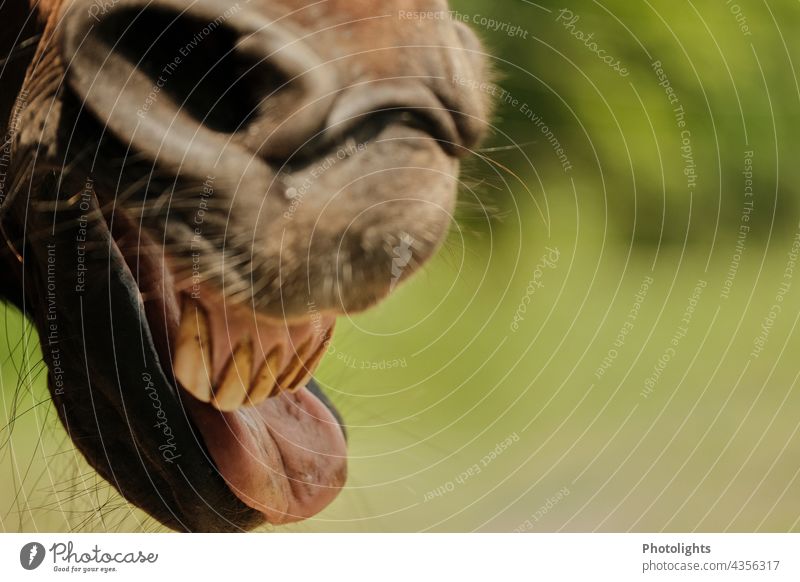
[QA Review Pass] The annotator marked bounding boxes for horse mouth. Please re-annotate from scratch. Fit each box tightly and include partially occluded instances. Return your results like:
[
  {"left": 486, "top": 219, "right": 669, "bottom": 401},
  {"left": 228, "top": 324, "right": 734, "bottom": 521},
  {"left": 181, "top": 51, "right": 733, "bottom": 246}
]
[
  {"left": 20, "top": 185, "right": 348, "bottom": 531},
  {"left": 173, "top": 297, "right": 334, "bottom": 413},
  {"left": 110, "top": 209, "right": 348, "bottom": 528},
  {"left": 170, "top": 296, "right": 346, "bottom": 526}
]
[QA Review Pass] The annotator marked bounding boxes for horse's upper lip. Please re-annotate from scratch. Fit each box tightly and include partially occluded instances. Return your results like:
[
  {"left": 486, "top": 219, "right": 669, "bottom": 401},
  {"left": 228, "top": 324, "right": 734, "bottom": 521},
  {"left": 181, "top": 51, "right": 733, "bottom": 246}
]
[{"left": 323, "top": 82, "right": 463, "bottom": 157}]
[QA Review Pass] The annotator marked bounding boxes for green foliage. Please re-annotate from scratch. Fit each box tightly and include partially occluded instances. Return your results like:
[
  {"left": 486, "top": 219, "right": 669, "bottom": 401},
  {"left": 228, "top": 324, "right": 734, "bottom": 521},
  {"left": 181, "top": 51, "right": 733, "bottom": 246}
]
[{"left": 452, "top": 0, "right": 800, "bottom": 244}]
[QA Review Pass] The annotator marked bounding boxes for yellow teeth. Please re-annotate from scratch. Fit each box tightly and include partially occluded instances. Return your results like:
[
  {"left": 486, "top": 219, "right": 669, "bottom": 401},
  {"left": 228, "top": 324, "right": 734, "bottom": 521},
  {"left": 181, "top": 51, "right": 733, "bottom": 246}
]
[
  {"left": 173, "top": 302, "right": 213, "bottom": 403},
  {"left": 276, "top": 337, "right": 314, "bottom": 394},
  {"left": 214, "top": 336, "right": 254, "bottom": 412},
  {"left": 287, "top": 333, "right": 330, "bottom": 393},
  {"left": 246, "top": 347, "right": 283, "bottom": 407},
  {"left": 174, "top": 304, "right": 332, "bottom": 410}
]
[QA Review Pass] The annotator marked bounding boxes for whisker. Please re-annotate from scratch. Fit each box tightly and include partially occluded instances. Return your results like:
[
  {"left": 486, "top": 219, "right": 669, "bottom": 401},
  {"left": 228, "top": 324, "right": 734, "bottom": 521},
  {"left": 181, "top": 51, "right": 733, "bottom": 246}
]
[{"left": 0, "top": 33, "right": 42, "bottom": 67}]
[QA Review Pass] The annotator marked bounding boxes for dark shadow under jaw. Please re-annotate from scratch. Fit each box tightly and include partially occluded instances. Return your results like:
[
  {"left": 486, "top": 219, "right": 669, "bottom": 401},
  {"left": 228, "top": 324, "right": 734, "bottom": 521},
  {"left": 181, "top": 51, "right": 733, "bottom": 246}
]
[{"left": 23, "top": 185, "right": 261, "bottom": 531}]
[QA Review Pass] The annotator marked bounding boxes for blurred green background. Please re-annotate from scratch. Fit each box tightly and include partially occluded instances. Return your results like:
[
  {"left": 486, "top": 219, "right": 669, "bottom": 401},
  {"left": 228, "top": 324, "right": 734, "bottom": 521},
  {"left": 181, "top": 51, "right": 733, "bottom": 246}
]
[{"left": 3, "top": 0, "right": 800, "bottom": 531}]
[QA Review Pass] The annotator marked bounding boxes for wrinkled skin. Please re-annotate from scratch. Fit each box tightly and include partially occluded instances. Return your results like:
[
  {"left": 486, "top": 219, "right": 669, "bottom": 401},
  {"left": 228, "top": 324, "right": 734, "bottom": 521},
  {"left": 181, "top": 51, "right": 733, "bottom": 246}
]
[{"left": 0, "top": 0, "right": 490, "bottom": 531}]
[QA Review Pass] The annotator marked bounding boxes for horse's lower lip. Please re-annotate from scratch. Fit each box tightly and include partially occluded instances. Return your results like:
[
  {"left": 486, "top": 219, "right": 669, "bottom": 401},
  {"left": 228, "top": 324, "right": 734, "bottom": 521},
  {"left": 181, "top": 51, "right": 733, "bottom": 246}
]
[{"left": 114, "top": 211, "right": 348, "bottom": 526}]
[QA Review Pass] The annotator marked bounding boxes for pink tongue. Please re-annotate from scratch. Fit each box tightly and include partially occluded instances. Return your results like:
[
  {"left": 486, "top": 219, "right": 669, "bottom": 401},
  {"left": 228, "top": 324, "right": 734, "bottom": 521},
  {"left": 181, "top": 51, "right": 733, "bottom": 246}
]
[{"left": 186, "top": 387, "right": 347, "bottom": 525}]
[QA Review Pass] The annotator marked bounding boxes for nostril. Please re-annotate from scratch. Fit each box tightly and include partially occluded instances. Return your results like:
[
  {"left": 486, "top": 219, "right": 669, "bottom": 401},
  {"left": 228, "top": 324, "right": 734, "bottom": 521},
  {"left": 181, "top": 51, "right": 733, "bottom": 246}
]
[
  {"left": 61, "top": 0, "right": 338, "bottom": 169},
  {"left": 91, "top": 7, "right": 286, "bottom": 134}
]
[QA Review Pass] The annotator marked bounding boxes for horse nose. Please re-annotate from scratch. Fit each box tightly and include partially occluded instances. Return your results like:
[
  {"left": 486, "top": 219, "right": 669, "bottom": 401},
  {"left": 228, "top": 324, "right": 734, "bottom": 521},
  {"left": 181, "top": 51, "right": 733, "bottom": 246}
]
[{"left": 58, "top": 0, "right": 337, "bottom": 177}]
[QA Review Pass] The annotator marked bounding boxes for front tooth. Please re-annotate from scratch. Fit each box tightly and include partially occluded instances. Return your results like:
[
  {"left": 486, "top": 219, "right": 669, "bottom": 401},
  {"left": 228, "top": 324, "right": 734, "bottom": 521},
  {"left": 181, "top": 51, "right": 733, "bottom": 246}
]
[
  {"left": 246, "top": 347, "right": 283, "bottom": 406},
  {"left": 174, "top": 302, "right": 213, "bottom": 402},
  {"left": 214, "top": 336, "right": 253, "bottom": 411},
  {"left": 277, "top": 337, "right": 314, "bottom": 393}
]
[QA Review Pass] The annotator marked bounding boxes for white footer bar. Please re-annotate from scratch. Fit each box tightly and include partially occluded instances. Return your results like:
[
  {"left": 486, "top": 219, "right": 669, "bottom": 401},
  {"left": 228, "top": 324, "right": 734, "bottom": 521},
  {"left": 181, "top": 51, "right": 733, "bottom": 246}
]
[{"left": 1, "top": 534, "right": 797, "bottom": 581}]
